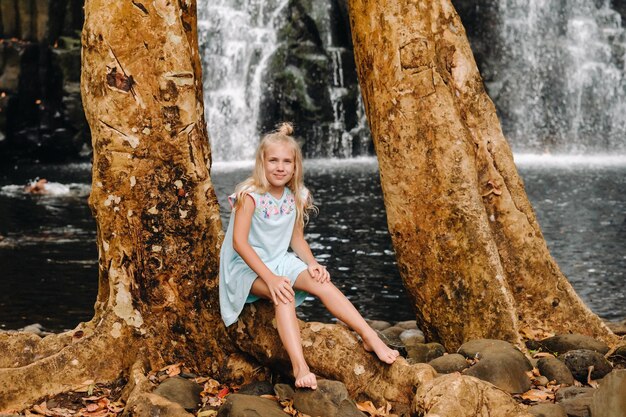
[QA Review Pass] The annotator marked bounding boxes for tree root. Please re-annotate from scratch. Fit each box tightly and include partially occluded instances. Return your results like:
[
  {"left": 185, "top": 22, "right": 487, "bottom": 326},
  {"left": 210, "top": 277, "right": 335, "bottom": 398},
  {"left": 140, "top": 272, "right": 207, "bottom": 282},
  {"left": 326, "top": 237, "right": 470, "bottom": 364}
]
[
  {"left": 229, "top": 302, "right": 437, "bottom": 412},
  {"left": 414, "top": 373, "right": 532, "bottom": 416},
  {"left": 0, "top": 314, "right": 139, "bottom": 412}
]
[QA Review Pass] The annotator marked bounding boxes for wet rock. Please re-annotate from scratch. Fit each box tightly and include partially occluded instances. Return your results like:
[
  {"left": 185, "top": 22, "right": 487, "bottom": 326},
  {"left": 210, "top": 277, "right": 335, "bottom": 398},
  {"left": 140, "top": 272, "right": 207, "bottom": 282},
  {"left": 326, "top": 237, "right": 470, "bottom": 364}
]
[
  {"left": 555, "top": 386, "right": 594, "bottom": 402},
  {"left": 559, "top": 349, "right": 612, "bottom": 383},
  {"left": 366, "top": 320, "right": 391, "bottom": 331},
  {"left": 537, "top": 334, "right": 609, "bottom": 355},
  {"left": 124, "top": 393, "right": 194, "bottom": 417},
  {"left": 537, "top": 356, "right": 575, "bottom": 386},
  {"left": 528, "top": 403, "right": 567, "bottom": 417},
  {"left": 237, "top": 381, "right": 274, "bottom": 396},
  {"left": 406, "top": 343, "right": 445, "bottom": 363},
  {"left": 463, "top": 350, "right": 532, "bottom": 394},
  {"left": 458, "top": 339, "right": 519, "bottom": 359},
  {"left": 608, "top": 344, "right": 626, "bottom": 368},
  {"left": 153, "top": 376, "right": 202, "bottom": 411},
  {"left": 292, "top": 379, "right": 366, "bottom": 417},
  {"left": 273, "top": 383, "right": 294, "bottom": 401},
  {"left": 559, "top": 394, "right": 592, "bottom": 417},
  {"left": 399, "top": 329, "right": 425, "bottom": 346},
  {"left": 217, "top": 393, "right": 286, "bottom": 417},
  {"left": 427, "top": 353, "right": 469, "bottom": 374},
  {"left": 590, "top": 370, "right": 626, "bottom": 417},
  {"left": 395, "top": 320, "right": 418, "bottom": 330},
  {"left": 380, "top": 325, "right": 405, "bottom": 342}
]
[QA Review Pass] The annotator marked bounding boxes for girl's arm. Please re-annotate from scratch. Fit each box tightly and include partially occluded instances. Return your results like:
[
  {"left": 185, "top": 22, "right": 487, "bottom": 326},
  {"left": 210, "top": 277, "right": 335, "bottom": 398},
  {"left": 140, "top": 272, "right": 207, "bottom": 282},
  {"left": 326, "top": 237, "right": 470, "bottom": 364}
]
[
  {"left": 233, "top": 194, "right": 295, "bottom": 305},
  {"left": 290, "top": 223, "right": 330, "bottom": 283}
]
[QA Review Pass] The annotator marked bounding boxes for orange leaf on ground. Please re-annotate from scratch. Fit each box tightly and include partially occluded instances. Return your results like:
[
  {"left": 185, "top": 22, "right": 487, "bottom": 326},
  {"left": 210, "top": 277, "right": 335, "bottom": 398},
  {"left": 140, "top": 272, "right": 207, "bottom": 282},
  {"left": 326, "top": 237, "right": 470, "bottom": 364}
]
[
  {"left": 217, "top": 387, "right": 230, "bottom": 398},
  {"left": 85, "top": 403, "right": 100, "bottom": 413},
  {"left": 521, "top": 389, "right": 552, "bottom": 402},
  {"left": 32, "top": 402, "right": 54, "bottom": 416}
]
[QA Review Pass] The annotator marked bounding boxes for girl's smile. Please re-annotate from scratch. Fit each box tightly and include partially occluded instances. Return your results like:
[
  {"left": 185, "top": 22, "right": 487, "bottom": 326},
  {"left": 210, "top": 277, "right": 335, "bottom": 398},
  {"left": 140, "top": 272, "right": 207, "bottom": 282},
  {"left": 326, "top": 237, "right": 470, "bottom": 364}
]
[{"left": 264, "top": 143, "right": 295, "bottom": 196}]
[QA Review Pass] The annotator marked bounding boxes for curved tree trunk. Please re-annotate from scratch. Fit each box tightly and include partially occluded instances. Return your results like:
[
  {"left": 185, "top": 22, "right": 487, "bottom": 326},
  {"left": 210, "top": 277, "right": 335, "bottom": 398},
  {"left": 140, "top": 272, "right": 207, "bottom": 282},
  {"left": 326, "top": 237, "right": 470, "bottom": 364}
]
[
  {"left": 0, "top": 1, "right": 236, "bottom": 410},
  {"left": 347, "top": 0, "right": 617, "bottom": 350}
]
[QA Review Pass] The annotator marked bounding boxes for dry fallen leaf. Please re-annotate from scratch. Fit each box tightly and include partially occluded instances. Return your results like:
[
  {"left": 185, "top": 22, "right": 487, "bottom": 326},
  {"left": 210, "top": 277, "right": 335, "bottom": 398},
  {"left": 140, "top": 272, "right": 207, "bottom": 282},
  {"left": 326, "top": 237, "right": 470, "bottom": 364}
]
[
  {"left": 521, "top": 389, "right": 552, "bottom": 402},
  {"left": 32, "top": 402, "right": 54, "bottom": 417}
]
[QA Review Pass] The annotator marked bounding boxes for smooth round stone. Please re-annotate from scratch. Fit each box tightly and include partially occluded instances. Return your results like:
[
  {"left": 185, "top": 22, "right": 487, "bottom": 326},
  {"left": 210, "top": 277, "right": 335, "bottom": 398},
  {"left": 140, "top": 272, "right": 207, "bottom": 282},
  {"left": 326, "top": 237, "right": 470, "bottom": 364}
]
[
  {"left": 457, "top": 339, "right": 516, "bottom": 359},
  {"left": 274, "top": 383, "right": 294, "bottom": 401},
  {"left": 219, "top": 393, "right": 286, "bottom": 417},
  {"left": 528, "top": 403, "right": 567, "bottom": 417},
  {"left": 293, "top": 379, "right": 366, "bottom": 417},
  {"left": 538, "top": 334, "right": 610, "bottom": 355},
  {"left": 407, "top": 343, "right": 446, "bottom": 363},
  {"left": 153, "top": 376, "right": 203, "bottom": 411},
  {"left": 395, "top": 320, "right": 418, "bottom": 330},
  {"left": 399, "top": 329, "right": 425, "bottom": 346},
  {"left": 463, "top": 350, "right": 532, "bottom": 394},
  {"left": 555, "top": 386, "right": 594, "bottom": 402},
  {"left": 559, "top": 394, "right": 594, "bottom": 417},
  {"left": 590, "top": 370, "right": 626, "bottom": 417},
  {"left": 534, "top": 375, "right": 550, "bottom": 386},
  {"left": 560, "top": 349, "right": 613, "bottom": 383},
  {"left": 428, "top": 353, "right": 469, "bottom": 374},
  {"left": 367, "top": 320, "right": 392, "bottom": 331},
  {"left": 537, "top": 356, "right": 575, "bottom": 386},
  {"left": 380, "top": 326, "right": 405, "bottom": 346},
  {"left": 238, "top": 380, "right": 274, "bottom": 396}
]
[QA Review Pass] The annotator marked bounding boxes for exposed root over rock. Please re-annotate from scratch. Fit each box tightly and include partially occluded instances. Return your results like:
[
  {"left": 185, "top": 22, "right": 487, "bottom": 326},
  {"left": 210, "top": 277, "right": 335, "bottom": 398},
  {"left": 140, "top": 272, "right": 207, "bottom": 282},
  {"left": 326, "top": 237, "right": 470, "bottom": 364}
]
[
  {"left": 228, "top": 302, "right": 437, "bottom": 412},
  {"left": 0, "top": 314, "right": 139, "bottom": 412}
]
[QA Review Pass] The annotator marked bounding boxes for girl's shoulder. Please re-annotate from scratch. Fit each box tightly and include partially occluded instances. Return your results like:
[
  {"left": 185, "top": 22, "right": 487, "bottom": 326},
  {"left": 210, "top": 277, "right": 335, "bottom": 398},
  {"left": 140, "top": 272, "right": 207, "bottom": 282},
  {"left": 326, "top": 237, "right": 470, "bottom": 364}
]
[{"left": 227, "top": 185, "right": 262, "bottom": 208}]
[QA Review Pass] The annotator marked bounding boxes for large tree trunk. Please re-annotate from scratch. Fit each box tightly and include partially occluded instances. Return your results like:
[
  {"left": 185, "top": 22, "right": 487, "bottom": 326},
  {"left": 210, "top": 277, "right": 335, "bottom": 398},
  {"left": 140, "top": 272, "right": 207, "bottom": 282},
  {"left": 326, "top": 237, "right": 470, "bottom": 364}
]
[
  {"left": 347, "top": 0, "right": 618, "bottom": 350},
  {"left": 0, "top": 1, "right": 236, "bottom": 410}
]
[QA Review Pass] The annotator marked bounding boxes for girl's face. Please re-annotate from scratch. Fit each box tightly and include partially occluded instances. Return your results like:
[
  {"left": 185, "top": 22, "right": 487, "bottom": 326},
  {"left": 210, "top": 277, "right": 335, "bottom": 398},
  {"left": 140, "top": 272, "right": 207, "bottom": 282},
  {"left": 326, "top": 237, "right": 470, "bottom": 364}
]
[{"left": 263, "top": 142, "right": 295, "bottom": 191}]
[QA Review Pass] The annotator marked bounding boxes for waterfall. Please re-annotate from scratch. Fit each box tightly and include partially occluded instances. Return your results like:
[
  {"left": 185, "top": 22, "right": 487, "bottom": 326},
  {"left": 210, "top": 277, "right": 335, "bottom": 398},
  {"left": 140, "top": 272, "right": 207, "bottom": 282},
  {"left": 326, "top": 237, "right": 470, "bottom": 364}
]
[
  {"left": 197, "top": 0, "right": 288, "bottom": 161},
  {"left": 491, "top": 0, "right": 626, "bottom": 153},
  {"left": 197, "top": 0, "right": 370, "bottom": 161}
]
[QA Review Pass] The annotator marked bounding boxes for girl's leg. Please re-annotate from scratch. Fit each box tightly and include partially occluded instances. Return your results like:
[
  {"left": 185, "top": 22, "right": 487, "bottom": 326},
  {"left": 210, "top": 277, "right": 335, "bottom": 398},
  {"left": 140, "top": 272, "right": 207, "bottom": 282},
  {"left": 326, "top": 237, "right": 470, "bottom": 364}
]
[
  {"left": 293, "top": 270, "right": 399, "bottom": 364},
  {"left": 250, "top": 278, "right": 317, "bottom": 389}
]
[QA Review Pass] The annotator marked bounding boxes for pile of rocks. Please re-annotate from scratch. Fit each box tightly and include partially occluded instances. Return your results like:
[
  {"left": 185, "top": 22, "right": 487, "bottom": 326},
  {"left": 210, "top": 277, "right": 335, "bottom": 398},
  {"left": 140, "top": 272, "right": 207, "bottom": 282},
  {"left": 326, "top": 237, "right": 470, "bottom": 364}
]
[
  {"left": 133, "top": 319, "right": 625, "bottom": 417},
  {"left": 370, "top": 319, "right": 626, "bottom": 417}
]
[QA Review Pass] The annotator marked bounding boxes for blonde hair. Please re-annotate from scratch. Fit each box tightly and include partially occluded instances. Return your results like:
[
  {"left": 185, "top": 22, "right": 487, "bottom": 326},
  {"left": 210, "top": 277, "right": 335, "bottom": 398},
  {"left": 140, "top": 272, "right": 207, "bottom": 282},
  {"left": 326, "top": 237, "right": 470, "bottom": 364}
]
[{"left": 233, "top": 122, "right": 316, "bottom": 226}]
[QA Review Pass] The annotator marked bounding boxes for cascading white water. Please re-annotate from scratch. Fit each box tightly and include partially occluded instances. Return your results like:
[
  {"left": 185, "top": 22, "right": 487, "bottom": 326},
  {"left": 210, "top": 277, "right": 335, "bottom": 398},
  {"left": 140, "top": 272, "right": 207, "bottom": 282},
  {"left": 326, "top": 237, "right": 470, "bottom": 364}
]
[
  {"left": 197, "top": 0, "right": 288, "bottom": 161},
  {"left": 493, "top": 0, "right": 626, "bottom": 153}
]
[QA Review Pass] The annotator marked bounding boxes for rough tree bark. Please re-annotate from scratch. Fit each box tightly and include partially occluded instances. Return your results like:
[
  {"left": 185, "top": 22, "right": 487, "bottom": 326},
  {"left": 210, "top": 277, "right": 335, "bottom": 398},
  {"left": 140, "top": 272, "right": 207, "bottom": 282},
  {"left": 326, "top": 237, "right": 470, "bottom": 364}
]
[
  {"left": 0, "top": 0, "right": 236, "bottom": 410},
  {"left": 347, "top": 0, "right": 618, "bottom": 351},
  {"left": 0, "top": 1, "right": 485, "bottom": 414}
]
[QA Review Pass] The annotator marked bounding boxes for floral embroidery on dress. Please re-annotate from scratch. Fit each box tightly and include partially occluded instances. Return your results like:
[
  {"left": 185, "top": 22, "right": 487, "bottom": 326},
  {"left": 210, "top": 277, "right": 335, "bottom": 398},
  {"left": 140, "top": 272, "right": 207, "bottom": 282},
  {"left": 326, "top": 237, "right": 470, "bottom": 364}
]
[
  {"left": 280, "top": 193, "right": 295, "bottom": 215},
  {"left": 253, "top": 190, "right": 295, "bottom": 219}
]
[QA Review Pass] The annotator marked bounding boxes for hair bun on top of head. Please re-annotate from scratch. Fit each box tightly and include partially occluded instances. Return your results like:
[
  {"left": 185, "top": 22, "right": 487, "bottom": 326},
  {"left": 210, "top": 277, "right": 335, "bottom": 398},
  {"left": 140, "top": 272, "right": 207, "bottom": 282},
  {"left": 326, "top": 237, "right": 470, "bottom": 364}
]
[{"left": 276, "top": 122, "right": 294, "bottom": 136}]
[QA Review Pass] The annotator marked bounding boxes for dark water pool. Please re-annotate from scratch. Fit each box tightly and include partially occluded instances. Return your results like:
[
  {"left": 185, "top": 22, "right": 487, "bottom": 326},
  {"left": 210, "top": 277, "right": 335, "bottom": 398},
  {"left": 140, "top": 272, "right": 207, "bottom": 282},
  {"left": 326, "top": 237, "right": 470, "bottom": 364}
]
[{"left": 0, "top": 156, "right": 624, "bottom": 331}]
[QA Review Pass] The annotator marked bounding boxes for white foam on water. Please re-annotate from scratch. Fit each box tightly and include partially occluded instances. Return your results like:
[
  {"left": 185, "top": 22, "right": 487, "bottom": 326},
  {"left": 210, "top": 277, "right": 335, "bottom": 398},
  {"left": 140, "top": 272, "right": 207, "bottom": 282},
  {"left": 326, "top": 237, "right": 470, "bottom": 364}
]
[{"left": 513, "top": 153, "right": 626, "bottom": 167}]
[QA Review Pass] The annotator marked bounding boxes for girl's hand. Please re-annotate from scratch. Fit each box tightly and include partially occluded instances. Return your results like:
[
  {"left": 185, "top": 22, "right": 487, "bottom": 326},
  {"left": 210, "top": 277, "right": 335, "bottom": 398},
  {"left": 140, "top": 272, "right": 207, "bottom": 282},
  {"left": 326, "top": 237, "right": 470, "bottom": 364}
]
[
  {"left": 308, "top": 262, "right": 330, "bottom": 283},
  {"left": 267, "top": 275, "right": 295, "bottom": 305}
]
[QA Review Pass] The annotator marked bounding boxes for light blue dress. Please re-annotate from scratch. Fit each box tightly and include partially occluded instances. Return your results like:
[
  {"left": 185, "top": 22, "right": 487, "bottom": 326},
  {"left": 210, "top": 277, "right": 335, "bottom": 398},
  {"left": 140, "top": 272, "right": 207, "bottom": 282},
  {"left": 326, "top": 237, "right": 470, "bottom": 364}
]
[{"left": 219, "top": 186, "right": 309, "bottom": 327}]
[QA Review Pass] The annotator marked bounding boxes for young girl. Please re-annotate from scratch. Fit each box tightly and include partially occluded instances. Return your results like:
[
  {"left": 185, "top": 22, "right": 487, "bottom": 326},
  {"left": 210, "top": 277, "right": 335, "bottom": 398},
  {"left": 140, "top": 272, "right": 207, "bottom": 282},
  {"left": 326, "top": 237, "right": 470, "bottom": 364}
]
[{"left": 219, "top": 123, "right": 399, "bottom": 389}]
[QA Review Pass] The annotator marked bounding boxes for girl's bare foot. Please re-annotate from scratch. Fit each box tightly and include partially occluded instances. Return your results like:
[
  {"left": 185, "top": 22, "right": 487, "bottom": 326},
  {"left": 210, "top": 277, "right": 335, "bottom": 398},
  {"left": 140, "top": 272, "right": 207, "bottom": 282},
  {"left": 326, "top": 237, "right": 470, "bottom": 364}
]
[
  {"left": 294, "top": 368, "right": 317, "bottom": 389},
  {"left": 362, "top": 332, "right": 400, "bottom": 364}
]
